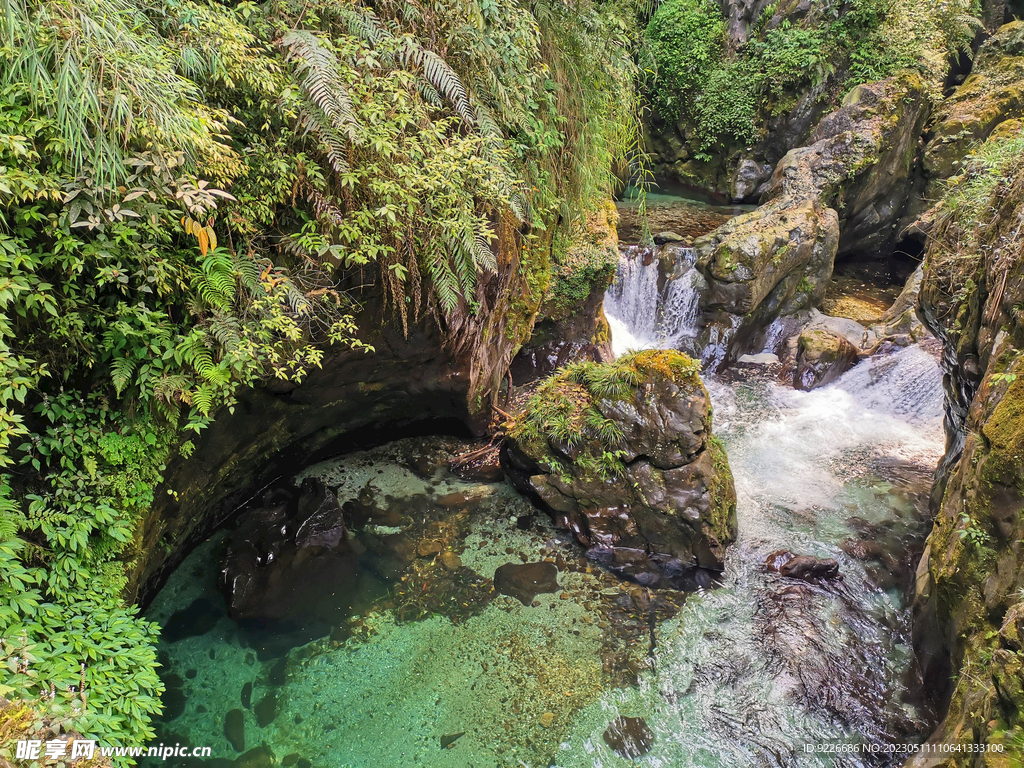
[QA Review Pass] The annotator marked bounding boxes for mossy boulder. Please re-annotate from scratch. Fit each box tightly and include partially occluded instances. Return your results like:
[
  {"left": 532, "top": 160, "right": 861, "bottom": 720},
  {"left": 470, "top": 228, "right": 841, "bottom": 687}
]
[
  {"left": 503, "top": 351, "right": 738, "bottom": 588},
  {"left": 511, "top": 202, "right": 618, "bottom": 383},
  {"left": 689, "top": 73, "right": 929, "bottom": 367}
]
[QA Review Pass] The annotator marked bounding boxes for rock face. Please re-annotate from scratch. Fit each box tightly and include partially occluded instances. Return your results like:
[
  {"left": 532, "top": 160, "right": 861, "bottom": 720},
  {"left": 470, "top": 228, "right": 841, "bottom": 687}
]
[
  {"left": 510, "top": 202, "right": 618, "bottom": 384},
  {"left": 911, "top": 123, "right": 1024, "bottom": 762},
  {"left": 503, "top": 351, "right": 737, "bottom": 589},
  {"left": 126, "top": 212, "right": 546, "bottom": 605},
  {"left": 691, "top": 73, "right": 930, "bottom": 367},
  {"left": 924, "top": 22, "right": 1024, "bottom": 196}
]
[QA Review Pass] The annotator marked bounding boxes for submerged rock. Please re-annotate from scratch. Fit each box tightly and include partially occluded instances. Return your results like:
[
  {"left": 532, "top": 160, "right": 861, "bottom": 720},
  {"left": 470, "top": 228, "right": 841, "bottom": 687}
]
[
  {"left": 254, "top": 692, "right": 277, "bottom": 728},
  {"left": 161, "top": 674, "right": 186, "bottom": 721},
  {"left": 162, "top": 597, "right": 223, "bottom": 642},
  {"left": 233, "top": 746, "right": 274, "bottom": 768},
  {"left": 765, "top": 550, "right": 840, "bottom": 581},
  {"left": 494, "top": 562, "right": 560, "bottom": 605},
  {"left": 504, "top": 351, "right": 737, "bottom": 589},
  {"left": 440, "top": 732, "right": 465, "bottom": 749},
  {"left": 602, "top": 716, "right": 654, "bottom": 758},
  {"left": 224, "top": 709, "right": 245, "bottom": 752},
  {"left": 220, "top": 478, "right": 358, "bottom": 626}
]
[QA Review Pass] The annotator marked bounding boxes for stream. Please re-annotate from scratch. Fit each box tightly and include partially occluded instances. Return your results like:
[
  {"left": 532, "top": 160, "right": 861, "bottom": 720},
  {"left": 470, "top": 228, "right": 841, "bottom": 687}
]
[{"left": 142, "top": 252, "right": 945, "bottom": 767}]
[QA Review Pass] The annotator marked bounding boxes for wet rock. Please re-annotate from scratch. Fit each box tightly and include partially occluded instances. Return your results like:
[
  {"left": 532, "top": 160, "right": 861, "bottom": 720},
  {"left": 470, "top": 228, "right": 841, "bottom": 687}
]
[
  {"left": 691, "top": 73, "right": 930, "bottom": 366},
  {"left": 494, "top": 562, "right": 560, "bottom": 605},
  {"left": 416, "top": 539, "right": 443, "bottom": 558},
  {"left": 504, "top": 351, "right": 737, "bottom": 589},
  {"left": 224, "top": 709, "right": 245, "bottom": 752},
  {"left": 234, "top": 746, "right": 274, "bottom": 768},
  {"left": 162, "top": 597, "right": 223, "bottom": 642},
  {"left": 602, "top": 716, "right": 654, "bottom": 758},
  {"left": 440, "top": 732, "right": 465, "bottom": 749},
  {"left": 254, "top": 692, "right": 277, "bottom": 728},
  {"left": 342, "top": 484, "right": 403, "bottom": 528},
  {"left": 765, "top": 550, "right": 839, "bottom": 581},
  {"left": 221, "top": 478, "right": 367, "bottom": 635},
  {"left": 241, "top": 682, "right": 252, "bottom": 710},
  {"left": 282, "top": 755, "right": 299, "bottom": 767},
  {"left": 449, "top": 451, "right": 504, "bottom": 483},
  {"left": 539, "top": 712, "right": 555, "bottom": 728},
  {"left": 653, "top": 231, "right": 685, "bottom": 244},
  {"left": 794, "top": 329, "right": 859, "bottom": 391}
]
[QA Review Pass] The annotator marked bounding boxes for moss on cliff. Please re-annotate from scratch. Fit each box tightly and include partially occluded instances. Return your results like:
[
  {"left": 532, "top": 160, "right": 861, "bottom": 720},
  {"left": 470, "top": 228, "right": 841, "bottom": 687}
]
[{"left": 915, "top": 115, "right": 1024, "bottom": 763}]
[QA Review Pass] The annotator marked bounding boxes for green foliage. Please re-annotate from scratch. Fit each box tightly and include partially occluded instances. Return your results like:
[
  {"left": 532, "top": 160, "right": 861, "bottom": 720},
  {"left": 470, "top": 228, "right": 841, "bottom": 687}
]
[
  {"left": 646, "top": 0, "right": 981, "bottom": 154},
  {"left": 0, "top": 0, "right": 646, "bottom": 755},
  {"left": 958, "top": 510, "right": 989, "bottom": 548},
  {"left": 928, "top": 128, "right": 1024, "bottom": 321},
  {"left": 643, "top": 0, "right": 725, "bottom": 125}
]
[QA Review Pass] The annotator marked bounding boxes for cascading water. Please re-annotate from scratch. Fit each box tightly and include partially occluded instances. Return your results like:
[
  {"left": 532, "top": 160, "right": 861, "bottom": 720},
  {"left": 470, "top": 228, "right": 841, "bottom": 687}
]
[
  {"left": 604, "top": 246, "right": 705, "bottom": 357},
  {"left": 552, "top": 343, "right": 945, "bottom": 767}
]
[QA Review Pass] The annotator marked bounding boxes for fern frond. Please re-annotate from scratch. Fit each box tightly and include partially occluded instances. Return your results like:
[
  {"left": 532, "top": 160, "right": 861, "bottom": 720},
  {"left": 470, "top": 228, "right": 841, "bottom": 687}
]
[
  {"left": 111, "top": 355, "right": 137, "bottom": 396},
  {"left": 282, "top": 30, "right": 358, "bottom": 142},
  {"left": 399, "top": 37, "right": 474, "bottom": 128}
]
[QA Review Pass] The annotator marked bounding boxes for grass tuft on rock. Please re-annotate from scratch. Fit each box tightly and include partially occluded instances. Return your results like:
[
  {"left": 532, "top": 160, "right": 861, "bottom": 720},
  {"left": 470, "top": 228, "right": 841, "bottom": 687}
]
[{"left": 508, "top": 350, "right": 703, "bottom": 480}]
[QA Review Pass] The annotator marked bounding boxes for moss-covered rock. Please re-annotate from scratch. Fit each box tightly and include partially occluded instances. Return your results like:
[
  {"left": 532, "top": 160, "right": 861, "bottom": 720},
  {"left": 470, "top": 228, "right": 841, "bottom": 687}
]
[
  {"left": 912, "top": 122, "right": 1024, "bottom": 763},
  {"left": 924, "top": 22, "right": 1024, "bottom": 196},
  {"left": 503, "top": 351, "right": 738, "bottom": 588},
  {"left": 511, "top": 202, "right": 618, "bottom": 383},
  {"left": 690, "top": 73, "right": 929, "bottom": 366},
  {"left": 794, "top": 328, "right": 860, "bottom": 390}
]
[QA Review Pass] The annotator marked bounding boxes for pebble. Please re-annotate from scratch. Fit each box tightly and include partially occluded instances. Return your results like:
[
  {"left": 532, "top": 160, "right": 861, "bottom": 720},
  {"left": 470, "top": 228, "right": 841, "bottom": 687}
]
[{"left": 539, "top": 712, "right": 555, "bottom": 728}]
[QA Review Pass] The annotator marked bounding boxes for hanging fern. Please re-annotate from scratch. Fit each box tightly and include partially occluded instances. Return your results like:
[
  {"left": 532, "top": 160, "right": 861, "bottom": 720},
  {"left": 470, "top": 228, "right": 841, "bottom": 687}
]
[{"left": 282, "top": 30, "right": 359, "bottom": 174}]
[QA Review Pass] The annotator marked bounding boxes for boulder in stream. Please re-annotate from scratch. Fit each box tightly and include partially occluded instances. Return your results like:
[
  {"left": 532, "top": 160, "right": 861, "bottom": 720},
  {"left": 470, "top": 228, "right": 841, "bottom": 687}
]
[
  {"left": 602, "top": 716, "right": 655, "bottom": 758},
  {"left": 765, "top": 550, "right": 840, "bottom": 581},
  {"left": 794, "top": 328, "right": 860, "bottom": 391},
  {"left": 504, "top": 351, "right": 737, "bottom": 589}
]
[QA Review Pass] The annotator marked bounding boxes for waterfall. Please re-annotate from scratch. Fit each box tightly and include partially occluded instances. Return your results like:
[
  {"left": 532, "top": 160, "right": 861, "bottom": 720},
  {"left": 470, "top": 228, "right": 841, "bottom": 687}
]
[{"left": 604, "top": 245, "right": 704, "bottom": 357}]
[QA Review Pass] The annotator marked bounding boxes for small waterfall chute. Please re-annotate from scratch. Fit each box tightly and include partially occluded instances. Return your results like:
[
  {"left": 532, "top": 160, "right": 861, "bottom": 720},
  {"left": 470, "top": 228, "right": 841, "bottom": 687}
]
[{"left": 604, "top": 245, "right": 704, "bottom": 357}]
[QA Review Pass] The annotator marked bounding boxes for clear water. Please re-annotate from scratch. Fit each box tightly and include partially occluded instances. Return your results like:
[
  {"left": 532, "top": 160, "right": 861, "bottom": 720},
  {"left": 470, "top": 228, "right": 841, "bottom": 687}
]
[{"left": 142, "top": 346, "right": 944, "bottom": 767}]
